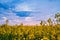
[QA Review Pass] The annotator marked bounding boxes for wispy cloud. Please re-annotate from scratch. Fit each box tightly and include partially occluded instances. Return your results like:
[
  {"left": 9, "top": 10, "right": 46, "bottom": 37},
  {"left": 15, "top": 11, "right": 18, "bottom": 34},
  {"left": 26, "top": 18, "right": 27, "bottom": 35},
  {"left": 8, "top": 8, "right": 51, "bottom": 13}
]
[
  {"left": 14, "top": 3, "right": 32, "bottom": 11},
  {"left": 0, "top": 0, "right": 60, "bottom": 25}
]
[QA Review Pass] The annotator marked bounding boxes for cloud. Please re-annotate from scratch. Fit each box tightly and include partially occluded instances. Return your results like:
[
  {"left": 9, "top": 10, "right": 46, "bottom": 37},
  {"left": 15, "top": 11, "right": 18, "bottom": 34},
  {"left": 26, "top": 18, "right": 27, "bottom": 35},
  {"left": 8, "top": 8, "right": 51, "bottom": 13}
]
[
  {"left": 25, "top": 17, "right": 33, "bottom": 21},
  {"left": 45, "top": 0, "right": 57, "bottom": 1},
  {"left": 8, "top": 19, "right": 21, "bottom": 25},
  {"left": 0, "top": 0, "right": 24, "bottom": 4},
  {"left": 14, "top": 3, "right": 32, "bottom": 11},
  {"left": 0, "top": 0, "right": 60, "bottom": 25},
  {"left": 0, "top": 0, "right": 13, "bottom": 3},
  {"left": 0, "top": 8, "right": 22, "bottom": 25},
  {"left": 2, "top": 17, "right": 7, "bottom": 20}
]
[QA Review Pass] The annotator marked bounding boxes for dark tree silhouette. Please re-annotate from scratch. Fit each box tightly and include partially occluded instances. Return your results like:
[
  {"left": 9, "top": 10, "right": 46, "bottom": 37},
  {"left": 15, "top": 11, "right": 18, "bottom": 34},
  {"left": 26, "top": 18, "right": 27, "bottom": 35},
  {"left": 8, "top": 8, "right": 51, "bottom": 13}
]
[
  {"left": 55, "top": 13, "right": 60, "bottom": 24},
  {"left": 40, "top": 21, "right": 43, "bottom": 25},
  {"left": 47, "top": 18, "right": 52, "bottom": 25}
]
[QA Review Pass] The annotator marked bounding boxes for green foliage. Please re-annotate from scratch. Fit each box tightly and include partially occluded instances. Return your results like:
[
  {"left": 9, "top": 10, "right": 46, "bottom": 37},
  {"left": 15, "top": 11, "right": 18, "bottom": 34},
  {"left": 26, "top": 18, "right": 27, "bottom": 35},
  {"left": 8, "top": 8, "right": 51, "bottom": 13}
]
[
  {"left": 47, "top": 18, "right": 52, "bottom": 25},
  {"left": 55, "top": 13, "right": 60, "bottom": 24},
  {"left": 40, "top": 21, "right": 43, "bottom": 25}
]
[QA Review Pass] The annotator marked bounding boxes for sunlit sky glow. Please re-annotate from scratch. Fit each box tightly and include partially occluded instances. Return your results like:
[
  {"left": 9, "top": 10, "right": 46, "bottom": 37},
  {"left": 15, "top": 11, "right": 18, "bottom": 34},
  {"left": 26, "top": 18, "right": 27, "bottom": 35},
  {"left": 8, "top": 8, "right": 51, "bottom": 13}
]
[{"left": 0, "top": 0, "right": 60, "bottom": 25}]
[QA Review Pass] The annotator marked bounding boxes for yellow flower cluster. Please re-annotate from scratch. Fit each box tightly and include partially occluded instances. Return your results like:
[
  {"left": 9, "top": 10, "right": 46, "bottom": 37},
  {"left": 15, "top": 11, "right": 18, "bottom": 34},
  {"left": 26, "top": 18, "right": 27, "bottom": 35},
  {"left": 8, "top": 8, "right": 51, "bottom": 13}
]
[{"left": 0, "top": 25, "right": 60, "bottom": 40}]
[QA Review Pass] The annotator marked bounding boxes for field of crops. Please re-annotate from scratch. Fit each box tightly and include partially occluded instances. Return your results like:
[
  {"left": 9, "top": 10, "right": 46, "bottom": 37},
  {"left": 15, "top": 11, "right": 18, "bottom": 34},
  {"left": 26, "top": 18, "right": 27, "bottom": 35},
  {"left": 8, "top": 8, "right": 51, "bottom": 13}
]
[{"left": 0, "top": 24, "right": 60, "bottom": 40}]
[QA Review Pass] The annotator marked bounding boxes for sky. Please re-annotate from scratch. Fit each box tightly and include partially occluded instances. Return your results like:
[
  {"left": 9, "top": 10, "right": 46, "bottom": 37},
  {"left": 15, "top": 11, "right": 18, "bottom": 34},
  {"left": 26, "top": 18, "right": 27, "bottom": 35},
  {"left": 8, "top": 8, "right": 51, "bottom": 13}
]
[{"left": 0, "top": 0, "right": 60, "bottom": 25}]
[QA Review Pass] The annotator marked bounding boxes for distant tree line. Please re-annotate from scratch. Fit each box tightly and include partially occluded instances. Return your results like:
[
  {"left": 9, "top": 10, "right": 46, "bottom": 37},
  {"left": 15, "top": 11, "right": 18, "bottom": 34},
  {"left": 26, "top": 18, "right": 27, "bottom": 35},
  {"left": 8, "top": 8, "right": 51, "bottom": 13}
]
[
  {"left": 3, "top": 13, "right": 60, "bottom": 26},
  {"left": 40, "top": 13, "right": 60, "bottom": 26}
]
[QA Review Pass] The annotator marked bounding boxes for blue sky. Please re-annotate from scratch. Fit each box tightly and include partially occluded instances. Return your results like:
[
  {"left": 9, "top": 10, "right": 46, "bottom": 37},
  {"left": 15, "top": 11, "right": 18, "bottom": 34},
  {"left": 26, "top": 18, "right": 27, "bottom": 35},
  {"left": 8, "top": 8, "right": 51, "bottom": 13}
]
[{"left": 0, "top": 0, "right": 60, "bottom": 25}]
